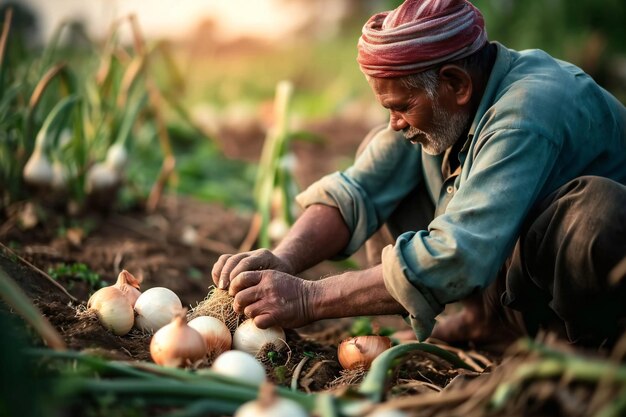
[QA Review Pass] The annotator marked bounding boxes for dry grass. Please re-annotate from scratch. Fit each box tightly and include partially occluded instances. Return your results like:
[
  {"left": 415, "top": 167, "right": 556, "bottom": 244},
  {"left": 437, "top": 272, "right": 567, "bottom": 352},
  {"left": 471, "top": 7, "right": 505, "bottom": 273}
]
[{"left": 187, "top": 287, "right": 244, "bottom": 332}]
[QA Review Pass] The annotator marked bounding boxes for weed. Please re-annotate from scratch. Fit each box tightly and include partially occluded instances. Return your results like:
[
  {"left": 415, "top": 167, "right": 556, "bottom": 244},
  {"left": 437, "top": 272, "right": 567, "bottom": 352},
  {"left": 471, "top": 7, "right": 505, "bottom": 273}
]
[{"left": 47, "top": 263, "right": 105, "bottom": 292}]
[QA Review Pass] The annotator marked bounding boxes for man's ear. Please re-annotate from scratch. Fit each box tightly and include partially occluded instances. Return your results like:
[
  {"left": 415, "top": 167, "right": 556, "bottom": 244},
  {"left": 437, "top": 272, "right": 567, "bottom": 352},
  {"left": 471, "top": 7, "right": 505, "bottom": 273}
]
[{"left": 438, "top": 65, "right": 473, "bottom": 106}]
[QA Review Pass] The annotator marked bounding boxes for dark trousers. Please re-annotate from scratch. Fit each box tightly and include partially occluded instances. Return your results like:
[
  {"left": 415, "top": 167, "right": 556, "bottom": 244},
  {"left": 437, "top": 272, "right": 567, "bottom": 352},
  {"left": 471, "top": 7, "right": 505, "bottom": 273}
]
[
  {"left": 357, "top": 127, "right": 626, "bottom": 346},
  {"left": 378, "top": 175, "right": 626, "bottom": 347},
  {"left": 504, "top": 176, "right": 626, "bottom": 346}
]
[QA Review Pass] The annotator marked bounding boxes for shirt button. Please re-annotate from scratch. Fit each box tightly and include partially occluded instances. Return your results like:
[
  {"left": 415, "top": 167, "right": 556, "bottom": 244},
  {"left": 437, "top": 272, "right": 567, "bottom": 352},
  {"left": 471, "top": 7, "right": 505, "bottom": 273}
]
[{"left": 446, "top": 186, "right": 454, "bottom": 194}]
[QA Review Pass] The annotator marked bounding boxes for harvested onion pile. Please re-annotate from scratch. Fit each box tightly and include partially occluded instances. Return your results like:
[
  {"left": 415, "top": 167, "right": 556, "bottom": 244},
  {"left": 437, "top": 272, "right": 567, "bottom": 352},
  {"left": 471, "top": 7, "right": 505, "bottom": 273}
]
[
  {"left": 188, "top": 287, "right": 243, "bottom": 331},
  {"left": 88, "top": 275, "right": 290, "bottom": 370},
  {"left": 87, "top": 270, "right": 182, "bottom": 336}
]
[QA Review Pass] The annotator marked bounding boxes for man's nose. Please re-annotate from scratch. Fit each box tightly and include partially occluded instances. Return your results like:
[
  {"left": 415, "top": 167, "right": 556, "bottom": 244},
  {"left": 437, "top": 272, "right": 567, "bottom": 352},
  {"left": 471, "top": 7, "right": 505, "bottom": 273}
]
[{"left": 389, "top": 112, "right": 408, "bottom": 131}]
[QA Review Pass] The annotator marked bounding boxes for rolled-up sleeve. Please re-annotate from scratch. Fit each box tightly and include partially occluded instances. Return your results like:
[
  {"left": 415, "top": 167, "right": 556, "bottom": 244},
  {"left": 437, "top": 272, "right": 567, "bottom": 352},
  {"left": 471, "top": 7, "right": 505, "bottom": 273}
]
[
  {"left": 296, "top": 125, "right": 423, "bottom": 257},
  {"left": 381, "top": 128, "right": 560, "bottom": 340},
  {"left": 381, "top": 236, "right": 440, "bottom": 340},
  {"left": 297, "top": 43, "right": 626, "bottom": 342}
]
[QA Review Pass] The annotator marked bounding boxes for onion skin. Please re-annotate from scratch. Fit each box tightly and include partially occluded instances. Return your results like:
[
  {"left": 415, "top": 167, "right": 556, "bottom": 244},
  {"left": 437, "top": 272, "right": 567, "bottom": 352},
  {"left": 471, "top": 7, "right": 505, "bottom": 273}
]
[
  {"left": 105, "top": 143, "right": 127, "bottom": 172},
  {"left": 23, "top": 148, "right": 54, "bottom": 188},
  {"left": 85, "top": 162, "right": 119, "bottom": 193},
  {"left": 150, "top": 315, "right": 206, "bottom": 367},
  {"left": 338, "top": 335, "right": 392, "bottom": 370},
  {"left": 233, "top": 318, "right": 286, "bottom": 356},
  {"left": 234, "top": 396, "right": 308, "bottom": 417},
  {"left": 188, "top": 316, "right": 232, "bottom": 358},
  {"left": 211, "top": 350, "right": 266, "bottom": 384},
  {"left": 114, "top": 270, "right": 142, "bottom": 307},
  {"left": 134, "top": 287, "right": 182, "bottom": 332},
  {"left": 87, "top": 286, "right": 134, "bottom": 336},
  {"left": 365, "top": 410, "right": 409, "bottom": 417}
]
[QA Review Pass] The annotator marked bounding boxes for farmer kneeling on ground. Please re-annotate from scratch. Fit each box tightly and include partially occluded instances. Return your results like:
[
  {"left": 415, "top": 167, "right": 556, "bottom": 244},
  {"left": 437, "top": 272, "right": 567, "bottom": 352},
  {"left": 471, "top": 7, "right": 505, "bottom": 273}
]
[{"left": 211, "top": 0, "right": 626, "bottom": 348}]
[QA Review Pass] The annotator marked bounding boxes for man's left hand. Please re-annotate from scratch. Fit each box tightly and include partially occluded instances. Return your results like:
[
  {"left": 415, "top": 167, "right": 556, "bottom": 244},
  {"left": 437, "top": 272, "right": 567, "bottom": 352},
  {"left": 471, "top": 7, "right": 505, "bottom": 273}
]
[{"left": 228, "top": 270, "right": 317, "bottom": 329}]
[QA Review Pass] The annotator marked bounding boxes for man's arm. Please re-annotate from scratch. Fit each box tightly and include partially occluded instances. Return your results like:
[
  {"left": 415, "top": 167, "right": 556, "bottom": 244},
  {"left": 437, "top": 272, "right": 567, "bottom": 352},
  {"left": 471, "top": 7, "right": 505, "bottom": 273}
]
[
  {"left": 273, "top": 204, "right": 351, "bottom": 274},
  {"left": 228, "top": 263, "right": 406, "bottom": 329},
  {"left": 211, "top": 204, "right": 351, "bottom": 289}
]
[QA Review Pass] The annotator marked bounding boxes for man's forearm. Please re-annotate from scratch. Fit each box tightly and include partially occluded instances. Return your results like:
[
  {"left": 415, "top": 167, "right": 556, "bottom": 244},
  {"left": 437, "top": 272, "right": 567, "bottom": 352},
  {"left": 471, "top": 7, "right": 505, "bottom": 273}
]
[
  {"left": 308, "top": 264, "right": 407, "bottom": 320},
  {"left": 273, "top": 204, "right": 351, "bottom": 274}
]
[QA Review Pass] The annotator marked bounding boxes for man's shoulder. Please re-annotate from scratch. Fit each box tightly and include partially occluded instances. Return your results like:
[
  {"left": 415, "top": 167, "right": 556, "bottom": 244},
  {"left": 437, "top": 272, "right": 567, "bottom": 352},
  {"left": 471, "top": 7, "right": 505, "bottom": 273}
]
[
  {"left": 500, "top": 47, "right": 584, "bottom": 103},
  {"left": 482, "top": 45, "right": 611, "bottom": 136}
]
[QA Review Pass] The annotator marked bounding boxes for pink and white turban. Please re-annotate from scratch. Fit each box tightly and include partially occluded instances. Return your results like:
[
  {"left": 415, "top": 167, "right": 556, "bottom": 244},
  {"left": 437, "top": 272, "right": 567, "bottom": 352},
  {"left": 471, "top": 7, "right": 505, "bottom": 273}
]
[{"left": 357, "top": 0, "right": 488, "bottom": 78}]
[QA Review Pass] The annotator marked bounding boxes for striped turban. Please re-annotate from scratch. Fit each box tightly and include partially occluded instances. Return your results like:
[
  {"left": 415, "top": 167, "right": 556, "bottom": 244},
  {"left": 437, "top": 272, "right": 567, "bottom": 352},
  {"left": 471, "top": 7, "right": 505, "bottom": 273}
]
[{"left": 357, "top": 0, "right": 488, "bottom": 78}]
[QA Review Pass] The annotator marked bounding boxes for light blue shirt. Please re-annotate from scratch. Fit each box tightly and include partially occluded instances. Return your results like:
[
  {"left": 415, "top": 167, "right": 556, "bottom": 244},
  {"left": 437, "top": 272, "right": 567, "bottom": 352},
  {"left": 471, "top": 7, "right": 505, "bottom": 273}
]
[{"left": 296, "top": 43, "right": 626, "bottom": 340}]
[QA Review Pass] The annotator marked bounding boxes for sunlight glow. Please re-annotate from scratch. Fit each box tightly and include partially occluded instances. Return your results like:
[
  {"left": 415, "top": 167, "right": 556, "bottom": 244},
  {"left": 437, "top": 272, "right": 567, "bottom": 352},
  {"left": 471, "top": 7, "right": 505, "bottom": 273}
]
[{"left": 18, "top": 0, "right": 347, "bottom": 42}]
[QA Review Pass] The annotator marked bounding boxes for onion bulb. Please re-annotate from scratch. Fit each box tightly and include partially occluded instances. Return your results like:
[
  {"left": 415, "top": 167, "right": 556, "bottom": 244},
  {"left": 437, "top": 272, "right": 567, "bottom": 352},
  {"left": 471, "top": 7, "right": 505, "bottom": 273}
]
[
  {"left": 211, "top": 350, "right": 266, "bottom": 384},
  {"left": 338, "top": 335, "right": 391, "bottom": 370},
  {"left": 364, "top": 409, "right": 409, "bottom": 417},
  {"left": 23, "top": 147, "right": 54, "bottom": 188},
  {"left": 188, "top": 316, "right": 232, "bottom": 359},
  {"left": 235, "top": 395, "right": 308, "bottom": 417},
  {"left": 233, "top": 319, "right": 286, "bottom": 356},
  {"left": 134, "top": 287, "right": 182, "bottom": 332},
  {"left": 85, "top": 162, "right": 119, "bottom": 194},
  {"left": 150, "top": 313, "right": 206, "bottom": 367},
  {"left": 51, "top": 160, "right": 69, "bottom": 191},
  {"left": 235, "top": 382, "right": 306, "bottom": 417},
  {"left": 267, "top": 218, "right": 289, "bottom": 242},
  {"left": 87, "top": 286, "right": 134, "bottom": 336},
  {"left": 105, "top": 143, "right": 127, "bottom": 172},
  {"left": 113, "top": 269, "right": 142, "bottom": 306}
]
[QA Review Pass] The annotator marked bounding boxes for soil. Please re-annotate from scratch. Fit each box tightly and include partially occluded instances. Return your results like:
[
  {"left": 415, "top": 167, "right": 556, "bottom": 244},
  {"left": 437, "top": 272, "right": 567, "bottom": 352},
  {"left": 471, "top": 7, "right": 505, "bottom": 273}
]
[
  {"left": 1, "top": 117, "right": 621, "bottom": 417},
  {"left": 0, "top": 116, "right": 426, "bottom": 391}
]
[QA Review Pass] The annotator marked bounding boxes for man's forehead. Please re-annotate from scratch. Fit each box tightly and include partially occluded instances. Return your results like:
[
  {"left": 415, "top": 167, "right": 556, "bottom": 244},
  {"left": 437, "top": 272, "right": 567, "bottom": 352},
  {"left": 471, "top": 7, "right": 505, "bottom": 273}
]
[{"left": 370, "top": 77, "right": 413, "bottom": 100}]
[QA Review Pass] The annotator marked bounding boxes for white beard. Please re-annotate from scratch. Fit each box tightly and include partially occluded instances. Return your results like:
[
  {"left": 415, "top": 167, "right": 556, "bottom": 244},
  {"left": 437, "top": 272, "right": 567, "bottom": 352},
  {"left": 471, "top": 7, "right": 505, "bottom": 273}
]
[{"left": 403, "top": 104, "right": 470, "bottom": 155}]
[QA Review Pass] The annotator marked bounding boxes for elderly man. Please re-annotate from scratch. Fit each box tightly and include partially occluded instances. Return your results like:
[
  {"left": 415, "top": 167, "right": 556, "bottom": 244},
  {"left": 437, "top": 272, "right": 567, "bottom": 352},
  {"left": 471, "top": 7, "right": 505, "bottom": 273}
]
[{"left": 212, "top": 0, "right": 626, "bottom": 347}]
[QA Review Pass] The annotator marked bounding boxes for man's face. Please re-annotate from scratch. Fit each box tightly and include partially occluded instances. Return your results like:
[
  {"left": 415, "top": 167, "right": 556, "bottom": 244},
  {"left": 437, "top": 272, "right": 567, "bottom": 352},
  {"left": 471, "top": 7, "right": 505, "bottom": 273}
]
[{"left": 368, "top": 76, "right": 470, "bottom": 155}]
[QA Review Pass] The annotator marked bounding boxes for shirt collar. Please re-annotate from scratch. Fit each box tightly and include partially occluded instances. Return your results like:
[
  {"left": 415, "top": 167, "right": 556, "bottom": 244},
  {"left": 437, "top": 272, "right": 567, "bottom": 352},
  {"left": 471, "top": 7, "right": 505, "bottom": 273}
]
[{"left": 467, "top": 42, "right": 513, "bottom": 139}]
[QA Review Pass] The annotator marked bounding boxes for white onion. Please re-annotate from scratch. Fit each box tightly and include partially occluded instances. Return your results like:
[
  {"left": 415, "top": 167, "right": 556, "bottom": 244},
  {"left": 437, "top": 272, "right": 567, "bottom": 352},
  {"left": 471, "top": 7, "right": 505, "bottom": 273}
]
[
  {"left": 211, "top": 350, "right": 266, "bottom": 385},
  {"left": 51, "top": 161, "right": 69, "bottom": 190},
  {"left": 105, "top": 143, "right": 128, "bottom": 172},
  {"left": 233, "top": 319, "right": 286, "bottom": 356},
  {"left": 267, "top": 218, "right": 290, "bottom": 242},
  {"left": 85, "top": 162, "right": 119, "bottom": 193},
  {"left": 23, "top": 148, "right": 54, "bottom": 187},
  {"left": 235, "top": 396, "right": 308, "bottom": 417},
  {"left": 134, "top": 287, "right": 182, "bottom": 332},
  {"left": 188, "top": 316, "right": 232, "bottom": 358},
  {"left": 87, "top": 286, "right": 134, "bottom": 336},
  {"left": 150, "top": 314, "right": 206, "bottom": 367},
  {"left": 114, "top": 270, "right": 142, "bottom": 307},
  {"left": 365, "top": 409, "right": 409, "bottom": 417}
]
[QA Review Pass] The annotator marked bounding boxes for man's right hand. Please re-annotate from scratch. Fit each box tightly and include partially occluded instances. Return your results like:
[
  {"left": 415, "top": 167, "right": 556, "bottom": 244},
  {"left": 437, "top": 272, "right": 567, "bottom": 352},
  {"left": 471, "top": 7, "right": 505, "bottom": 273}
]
[{"left": 211, "top": 248, "right": 294, "bottom": 290}]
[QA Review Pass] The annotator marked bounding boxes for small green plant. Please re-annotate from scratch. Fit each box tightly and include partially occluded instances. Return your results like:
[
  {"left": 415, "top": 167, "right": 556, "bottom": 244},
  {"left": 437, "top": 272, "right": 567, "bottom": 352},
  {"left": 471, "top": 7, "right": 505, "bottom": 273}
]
[
  {"left": 47, "top": 262, "right": 105, "bottom": 292},
  {"left": 273, "top": 365, "right": 288, "bottom": 385},
  {"left": 350, "top": 317, "right": 396, "bottom": 337},
  {"left": 266, "top": 350, "right": 279, "bottom": 365}
]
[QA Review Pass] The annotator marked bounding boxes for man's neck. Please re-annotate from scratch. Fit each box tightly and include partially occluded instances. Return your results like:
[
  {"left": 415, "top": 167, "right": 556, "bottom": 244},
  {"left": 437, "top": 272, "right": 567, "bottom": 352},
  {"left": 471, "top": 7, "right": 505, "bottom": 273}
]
[{"left": 469, "top": 43, "right": 498, "bottom": 113}]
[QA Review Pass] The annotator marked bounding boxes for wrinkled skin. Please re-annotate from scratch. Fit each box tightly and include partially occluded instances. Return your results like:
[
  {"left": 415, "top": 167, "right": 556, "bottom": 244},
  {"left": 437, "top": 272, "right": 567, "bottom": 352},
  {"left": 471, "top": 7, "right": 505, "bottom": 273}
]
[
  {"left": 209, "top": 65, "right": 482, "bottom": 333},
  {"left": 228, "top": 269, "right": 315, "bottom": 329},
  {"left": 211, "top": 248, "right": 294, "bottom": 290},
  {"left": 209, "top": 205, "right": 405, "bottom": 330}
]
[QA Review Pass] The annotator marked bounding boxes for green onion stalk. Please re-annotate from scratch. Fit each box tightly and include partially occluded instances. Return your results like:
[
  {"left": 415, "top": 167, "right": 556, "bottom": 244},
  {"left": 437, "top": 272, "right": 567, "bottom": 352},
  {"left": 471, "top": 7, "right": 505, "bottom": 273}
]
[
  {"left": 28, "top": 340, "right": 477, "bottom": 416},
  {"left": 0, "top": 268, "right": 66, "bottom": 350},
  {"left": 490, "top": 339, "right": 626, "bottom": 412},
  {"left": 254, "top": 80, "right": 295, "bottom": 248}
]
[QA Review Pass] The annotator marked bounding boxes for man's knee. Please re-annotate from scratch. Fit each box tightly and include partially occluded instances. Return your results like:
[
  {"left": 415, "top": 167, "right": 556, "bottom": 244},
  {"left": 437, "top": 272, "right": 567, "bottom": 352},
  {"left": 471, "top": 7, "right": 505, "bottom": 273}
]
[
  {"left": 535, "top": 175, "right": 626, "bottom": 267},
  {"left": 556, "top": 175, "right": 626, "bottom": 213},
  {"left": 507, "top": 175, "right": 626, "bottom": 345},
  {"left": 545, "top": 176, "right": 626, "bottom": 251}
]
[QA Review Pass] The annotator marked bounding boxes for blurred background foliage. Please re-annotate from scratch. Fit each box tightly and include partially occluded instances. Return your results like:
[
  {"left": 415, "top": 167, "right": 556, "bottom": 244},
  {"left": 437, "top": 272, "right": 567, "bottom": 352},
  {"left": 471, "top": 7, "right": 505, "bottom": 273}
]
[{"left": 0, "top": 0, "right": 624, "bottom": 216}]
